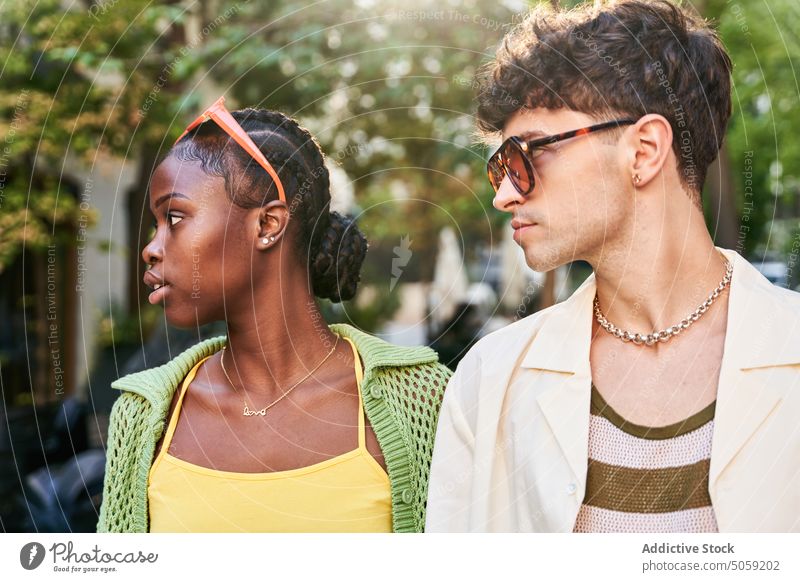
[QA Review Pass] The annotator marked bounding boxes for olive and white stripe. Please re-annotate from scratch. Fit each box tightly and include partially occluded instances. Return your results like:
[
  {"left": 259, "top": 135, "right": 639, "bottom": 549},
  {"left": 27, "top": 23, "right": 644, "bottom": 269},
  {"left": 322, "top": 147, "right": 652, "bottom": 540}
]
[{"left": 573, "top": 385, "right": 718, "bottom": 533}]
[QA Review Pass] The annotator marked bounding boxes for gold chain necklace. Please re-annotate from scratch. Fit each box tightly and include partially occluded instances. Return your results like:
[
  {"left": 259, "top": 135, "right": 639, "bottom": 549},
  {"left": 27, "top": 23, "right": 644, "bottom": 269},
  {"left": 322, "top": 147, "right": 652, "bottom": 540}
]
[
  {"left": 594, "top": 258, "right": 733, "bottom": 346},
  {"left": 219, "top": 335, "right": 340, "bottom": 417}
]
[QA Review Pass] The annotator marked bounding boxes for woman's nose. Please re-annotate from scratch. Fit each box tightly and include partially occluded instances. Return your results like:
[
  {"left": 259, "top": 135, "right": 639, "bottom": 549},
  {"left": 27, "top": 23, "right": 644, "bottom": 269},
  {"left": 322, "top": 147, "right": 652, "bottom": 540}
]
[
  {"left": 142, "top": 229, "right": 163, "bottom": 265},
  {"left": 492, "top": 176, "right": 526, "bottom": 212}
]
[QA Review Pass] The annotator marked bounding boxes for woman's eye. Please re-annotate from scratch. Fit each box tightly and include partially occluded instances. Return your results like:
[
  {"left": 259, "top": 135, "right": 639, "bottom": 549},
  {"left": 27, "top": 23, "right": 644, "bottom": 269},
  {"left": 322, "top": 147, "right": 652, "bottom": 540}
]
[{"left": 168, "top": 214, "right": 184, "bottom": 227}]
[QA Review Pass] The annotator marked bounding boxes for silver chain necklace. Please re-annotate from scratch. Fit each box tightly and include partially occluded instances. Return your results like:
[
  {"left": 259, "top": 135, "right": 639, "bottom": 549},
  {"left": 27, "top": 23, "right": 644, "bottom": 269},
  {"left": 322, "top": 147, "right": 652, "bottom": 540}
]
[
  {"left": 593, "top": 258, "right": 733, "bottom": 346},
  {"left": 220, "top": 335, "right": 340, "bottom": 417}
]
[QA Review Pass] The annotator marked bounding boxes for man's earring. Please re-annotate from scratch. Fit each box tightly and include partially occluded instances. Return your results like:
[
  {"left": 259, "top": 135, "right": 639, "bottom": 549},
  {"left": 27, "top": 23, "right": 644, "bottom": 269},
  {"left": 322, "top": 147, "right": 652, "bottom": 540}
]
[{"left": 632, "top": 174, "right": 642, "bottom": 186}]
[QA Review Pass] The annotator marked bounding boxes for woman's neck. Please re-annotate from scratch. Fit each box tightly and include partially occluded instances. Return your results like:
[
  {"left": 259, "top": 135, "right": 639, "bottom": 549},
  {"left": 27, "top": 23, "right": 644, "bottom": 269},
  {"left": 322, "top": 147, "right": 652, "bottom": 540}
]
[{"left": 221, "top": 274, "right": 346, "bottom": 399}]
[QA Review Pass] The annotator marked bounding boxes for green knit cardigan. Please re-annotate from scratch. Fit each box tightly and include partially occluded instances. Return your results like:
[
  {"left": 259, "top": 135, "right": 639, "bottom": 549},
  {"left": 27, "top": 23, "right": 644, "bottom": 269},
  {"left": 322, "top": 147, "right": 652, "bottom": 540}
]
[{"left": 96, "top": 323, "right": 452, "bottom": 533}]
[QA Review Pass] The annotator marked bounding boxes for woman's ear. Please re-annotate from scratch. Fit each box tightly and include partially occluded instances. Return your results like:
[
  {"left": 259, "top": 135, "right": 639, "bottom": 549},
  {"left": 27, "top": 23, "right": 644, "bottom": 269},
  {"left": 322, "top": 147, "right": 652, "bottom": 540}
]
[{"left": 253, "top": 201, "right": 289, "bottom": 249}]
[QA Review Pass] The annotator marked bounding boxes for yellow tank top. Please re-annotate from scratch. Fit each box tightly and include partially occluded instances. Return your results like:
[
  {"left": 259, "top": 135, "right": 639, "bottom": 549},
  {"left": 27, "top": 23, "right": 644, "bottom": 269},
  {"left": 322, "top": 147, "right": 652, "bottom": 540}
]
[{"left": 147, "top": 336, "right": 393, "bottom": 532}]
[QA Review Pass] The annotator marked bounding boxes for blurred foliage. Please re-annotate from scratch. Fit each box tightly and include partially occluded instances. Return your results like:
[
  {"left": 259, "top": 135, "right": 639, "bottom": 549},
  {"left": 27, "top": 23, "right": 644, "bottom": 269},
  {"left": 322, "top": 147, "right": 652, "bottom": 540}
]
[
  {"left": 1, "top": 0, "right": 797, "bottom": 282},
  {"left": 707, "top": 0, "right": 800, "bottom": 257},
  {"left": 0, "top": 0, "right": 186, "bottom": 272},
  {"left": 214, "top": 0, "right": 522, "bottom": 272},
  {"left": 97, "top": 301, "right": 161, "bottom": 348}
]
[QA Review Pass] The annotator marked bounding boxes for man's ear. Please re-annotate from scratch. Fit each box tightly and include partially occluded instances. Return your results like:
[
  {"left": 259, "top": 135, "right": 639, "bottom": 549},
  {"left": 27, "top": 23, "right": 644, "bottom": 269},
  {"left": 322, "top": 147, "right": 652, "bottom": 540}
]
[
  {"left": 252, "top": 200, "right": 289, "bottom": 249},
  {"left": 626, "top": 113, "right": 673, "bottom": 188}
]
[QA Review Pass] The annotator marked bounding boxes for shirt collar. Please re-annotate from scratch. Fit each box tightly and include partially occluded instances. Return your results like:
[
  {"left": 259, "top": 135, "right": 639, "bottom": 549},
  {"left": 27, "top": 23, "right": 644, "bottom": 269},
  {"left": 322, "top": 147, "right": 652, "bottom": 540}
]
[{"left": 520, "top": 247, "right": 800, "bottom": 373}]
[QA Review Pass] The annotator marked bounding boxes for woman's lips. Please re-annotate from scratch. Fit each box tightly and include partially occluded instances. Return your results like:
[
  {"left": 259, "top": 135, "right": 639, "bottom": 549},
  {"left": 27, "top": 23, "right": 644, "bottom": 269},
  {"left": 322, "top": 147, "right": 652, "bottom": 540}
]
[
  {"left": 143, "top": 270, "right": 170, "bottom": 305},
  {"left": 147, "top": 283, "right": 170, "bottom": 305}
]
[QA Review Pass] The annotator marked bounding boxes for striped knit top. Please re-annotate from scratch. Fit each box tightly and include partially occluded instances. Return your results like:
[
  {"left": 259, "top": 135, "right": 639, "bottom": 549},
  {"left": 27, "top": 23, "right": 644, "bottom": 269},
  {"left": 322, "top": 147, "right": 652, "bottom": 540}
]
[{"left": 573, "top": 384, "right": 718, "bottom": 533}]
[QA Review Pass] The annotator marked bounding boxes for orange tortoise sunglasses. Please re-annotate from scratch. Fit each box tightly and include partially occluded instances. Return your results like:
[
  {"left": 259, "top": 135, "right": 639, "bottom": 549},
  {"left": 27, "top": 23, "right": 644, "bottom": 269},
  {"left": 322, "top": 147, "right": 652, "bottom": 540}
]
[
  {"left": 487, "top": 118, "right": 637, "bottom": 196},
  {"left": 175, "top": 96, "right": 286, "bottom": 203}
]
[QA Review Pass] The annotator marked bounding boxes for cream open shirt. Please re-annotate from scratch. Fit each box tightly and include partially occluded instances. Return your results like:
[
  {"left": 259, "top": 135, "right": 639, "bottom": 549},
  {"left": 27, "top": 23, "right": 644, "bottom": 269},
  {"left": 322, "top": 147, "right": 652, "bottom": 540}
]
[{"left": 425, "top": 248, "right": 800, "bottom": 532}]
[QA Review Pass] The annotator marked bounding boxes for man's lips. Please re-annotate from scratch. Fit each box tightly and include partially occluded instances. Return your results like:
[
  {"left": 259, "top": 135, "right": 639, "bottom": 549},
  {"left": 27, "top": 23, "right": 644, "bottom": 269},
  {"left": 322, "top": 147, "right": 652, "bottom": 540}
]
[
  {"left": 143, "top": 270, "right": 170, "bottom": 305},
  {"left": 511, "top": 217, "right": 538, "bottom": 230},
  {"left": 511, "top": 218, "right": 538, "bottom": 241}
]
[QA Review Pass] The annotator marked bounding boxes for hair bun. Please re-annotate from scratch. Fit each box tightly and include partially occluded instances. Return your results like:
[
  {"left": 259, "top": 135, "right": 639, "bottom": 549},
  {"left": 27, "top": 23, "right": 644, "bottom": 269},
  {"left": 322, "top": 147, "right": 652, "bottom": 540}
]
[{"left": 310, "top": 211, "right": 368, "bottom": 302}]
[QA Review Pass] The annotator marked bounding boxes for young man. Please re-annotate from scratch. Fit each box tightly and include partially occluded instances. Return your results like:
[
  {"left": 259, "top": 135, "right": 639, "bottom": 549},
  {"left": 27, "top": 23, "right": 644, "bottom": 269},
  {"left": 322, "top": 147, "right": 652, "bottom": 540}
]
[{"left": 426, "top": 0, "right": 800, "bottom": 532}]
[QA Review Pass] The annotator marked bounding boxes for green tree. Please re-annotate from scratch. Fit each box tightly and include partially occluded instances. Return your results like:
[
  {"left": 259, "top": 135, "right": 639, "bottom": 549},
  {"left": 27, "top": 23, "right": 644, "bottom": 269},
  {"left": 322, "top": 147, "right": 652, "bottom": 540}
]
[{"left": 711, "top": 0, "right": 800, "bottom": 258}]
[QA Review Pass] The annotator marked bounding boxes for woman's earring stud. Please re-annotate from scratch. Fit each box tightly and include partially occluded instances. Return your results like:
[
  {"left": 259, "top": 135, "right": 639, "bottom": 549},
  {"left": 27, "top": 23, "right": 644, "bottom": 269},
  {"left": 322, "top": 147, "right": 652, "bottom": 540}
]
[
  {"left": 632, "top": 173, "right": 642, "bottom": 185},
  {"left": 262, "top": 237, "right": 269, "bottom": 244}
]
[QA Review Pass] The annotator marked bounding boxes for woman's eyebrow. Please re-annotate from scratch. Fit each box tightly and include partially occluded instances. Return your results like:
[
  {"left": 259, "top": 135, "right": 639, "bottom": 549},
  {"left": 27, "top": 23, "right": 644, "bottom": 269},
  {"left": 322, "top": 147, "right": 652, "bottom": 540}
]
[{"left": 153, "top": 191, "right": 190, "bottom": 209}]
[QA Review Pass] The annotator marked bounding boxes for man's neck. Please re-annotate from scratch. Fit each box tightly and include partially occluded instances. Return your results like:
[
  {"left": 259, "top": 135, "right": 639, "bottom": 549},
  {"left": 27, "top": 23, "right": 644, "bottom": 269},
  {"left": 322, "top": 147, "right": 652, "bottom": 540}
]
[{"left": 589, "top": 210, "right": 729, "bottom": 335}]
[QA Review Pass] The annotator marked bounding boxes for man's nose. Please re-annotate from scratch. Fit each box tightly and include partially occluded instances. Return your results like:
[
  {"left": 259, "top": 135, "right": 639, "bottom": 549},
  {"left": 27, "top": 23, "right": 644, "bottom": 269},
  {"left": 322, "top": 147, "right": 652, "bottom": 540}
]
[{"left": 492, "top": 176, "right": 526, "bottom": 212}]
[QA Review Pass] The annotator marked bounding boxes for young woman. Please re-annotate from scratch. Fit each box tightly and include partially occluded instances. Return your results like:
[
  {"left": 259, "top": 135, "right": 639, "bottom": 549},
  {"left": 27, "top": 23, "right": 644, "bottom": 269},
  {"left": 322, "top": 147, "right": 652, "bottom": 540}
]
[{"left": 97, "top": 97, "right": 451, "bottom": 533}]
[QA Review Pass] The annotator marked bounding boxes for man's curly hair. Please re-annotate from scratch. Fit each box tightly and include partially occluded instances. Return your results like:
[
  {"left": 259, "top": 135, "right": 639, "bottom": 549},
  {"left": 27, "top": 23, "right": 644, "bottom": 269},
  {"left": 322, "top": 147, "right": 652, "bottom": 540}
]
[{"left": 476, "top": 0, "right": 732, "bottom": 198}]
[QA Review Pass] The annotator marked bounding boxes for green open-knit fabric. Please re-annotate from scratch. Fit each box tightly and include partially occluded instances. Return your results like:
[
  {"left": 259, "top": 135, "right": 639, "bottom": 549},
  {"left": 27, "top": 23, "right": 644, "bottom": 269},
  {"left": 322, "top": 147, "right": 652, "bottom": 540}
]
[{"left": 96, "top": 323, "right": 452, "bottom": 533}]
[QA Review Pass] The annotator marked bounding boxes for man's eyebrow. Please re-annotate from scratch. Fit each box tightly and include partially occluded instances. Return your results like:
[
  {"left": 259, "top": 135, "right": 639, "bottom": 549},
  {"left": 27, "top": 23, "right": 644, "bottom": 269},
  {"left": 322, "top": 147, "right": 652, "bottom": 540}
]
[
  {"left": 153, "top": 192, "right": 190, "bottom": 209},
  {"left": 517, "top": 129, "right": 548, "bottom": 141}
]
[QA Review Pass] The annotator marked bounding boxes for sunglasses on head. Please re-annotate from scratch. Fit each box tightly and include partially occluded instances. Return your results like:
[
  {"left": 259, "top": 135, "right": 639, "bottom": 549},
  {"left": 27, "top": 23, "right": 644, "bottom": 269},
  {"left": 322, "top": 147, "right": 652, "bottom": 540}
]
[
  {"left": 175, "top": 96, "right": 287, "bottom": 203},
  {"left": 487, "top": 118, "right": 637, "bottom": 196}
]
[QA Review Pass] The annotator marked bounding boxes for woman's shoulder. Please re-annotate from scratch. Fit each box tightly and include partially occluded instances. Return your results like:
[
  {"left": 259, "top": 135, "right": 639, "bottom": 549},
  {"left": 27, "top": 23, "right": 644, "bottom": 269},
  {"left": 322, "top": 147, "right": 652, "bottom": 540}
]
[
  {"left": 329, "top": 323, "right": 447, "bottom": 372},
  {"left": 110, "top": 336, "right": 226, "bottom": 399},
  {"left": 330, "top": 323, "right": 452, "bottom": 409},
  {"left": 105, "top": 336, "right": 225, "bottom": 451},
  {"left": 331, "top": 323, "right": 452, "bottom": 390}
]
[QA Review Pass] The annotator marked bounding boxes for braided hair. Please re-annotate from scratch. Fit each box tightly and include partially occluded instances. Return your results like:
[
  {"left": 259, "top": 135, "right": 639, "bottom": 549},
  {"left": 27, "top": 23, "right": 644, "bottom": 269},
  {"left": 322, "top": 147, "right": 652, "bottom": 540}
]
[{"left": 171, "top": 107, "right": 367, "bottom": 303}]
